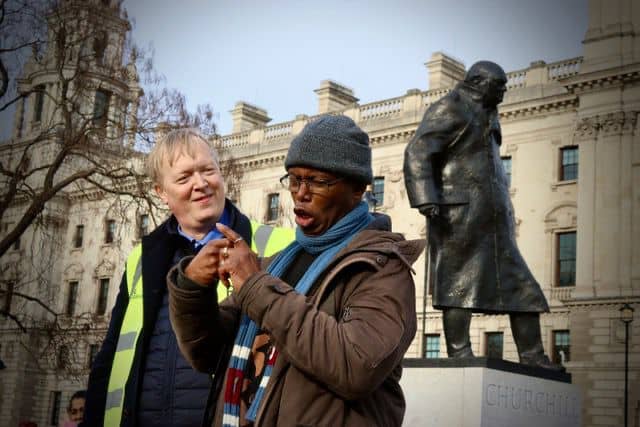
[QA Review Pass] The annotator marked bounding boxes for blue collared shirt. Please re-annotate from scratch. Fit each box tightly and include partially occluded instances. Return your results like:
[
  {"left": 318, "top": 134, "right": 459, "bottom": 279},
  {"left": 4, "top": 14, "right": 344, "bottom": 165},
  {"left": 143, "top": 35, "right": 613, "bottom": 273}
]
[{"left": 177, "top": 206, "right": 231, "bottom": 251}]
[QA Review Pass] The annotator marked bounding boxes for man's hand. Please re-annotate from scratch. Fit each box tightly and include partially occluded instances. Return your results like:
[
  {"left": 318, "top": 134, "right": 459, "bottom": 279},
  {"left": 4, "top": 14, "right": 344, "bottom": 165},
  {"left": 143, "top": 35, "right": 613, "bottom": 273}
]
[
  {"left": 216, "top": 223, "right": 261, "bottom": 293},
  {"left": 419, "top": 203, "right": 440, "bottom": 218},
  {"left": 184, "top": 238, "right": 229, "bottom": 287}
]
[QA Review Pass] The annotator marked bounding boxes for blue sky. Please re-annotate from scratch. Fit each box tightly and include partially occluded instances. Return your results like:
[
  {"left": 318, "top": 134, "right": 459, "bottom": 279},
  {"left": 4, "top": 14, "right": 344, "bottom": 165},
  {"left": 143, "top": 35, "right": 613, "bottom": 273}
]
[
  {"left": 123, "top": 0, "right": 588, "bottom": 135},
  {"left": 0, "top": 0, "right": 588, "bottom": 139}
]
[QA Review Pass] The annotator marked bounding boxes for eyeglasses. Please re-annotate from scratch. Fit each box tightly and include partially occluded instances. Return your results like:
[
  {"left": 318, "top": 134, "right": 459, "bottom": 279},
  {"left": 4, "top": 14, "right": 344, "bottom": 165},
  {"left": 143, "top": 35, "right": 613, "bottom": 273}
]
[{"left": 279, "top": 173, "right": 343, "bottom": 195}]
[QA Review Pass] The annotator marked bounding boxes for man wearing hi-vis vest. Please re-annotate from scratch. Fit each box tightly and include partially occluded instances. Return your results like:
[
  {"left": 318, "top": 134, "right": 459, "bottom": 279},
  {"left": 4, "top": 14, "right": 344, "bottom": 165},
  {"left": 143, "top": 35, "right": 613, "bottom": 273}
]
[{"left": 81, "top": 129, "right": 293, "bottom": 427}]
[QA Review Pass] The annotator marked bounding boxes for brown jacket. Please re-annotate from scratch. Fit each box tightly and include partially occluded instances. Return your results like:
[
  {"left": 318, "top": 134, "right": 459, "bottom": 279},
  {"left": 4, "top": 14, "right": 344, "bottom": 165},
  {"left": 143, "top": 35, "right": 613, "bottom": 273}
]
[{"left": 167, "top": 220, "right": 424, "bottom": 427}]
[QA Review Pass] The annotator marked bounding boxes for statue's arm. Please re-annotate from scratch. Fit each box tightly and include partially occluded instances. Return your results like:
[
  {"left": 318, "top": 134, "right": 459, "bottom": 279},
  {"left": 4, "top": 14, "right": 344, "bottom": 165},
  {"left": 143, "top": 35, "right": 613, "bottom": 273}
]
[{"left": 403, "top": 97, "right": 467, "bottom": 215}]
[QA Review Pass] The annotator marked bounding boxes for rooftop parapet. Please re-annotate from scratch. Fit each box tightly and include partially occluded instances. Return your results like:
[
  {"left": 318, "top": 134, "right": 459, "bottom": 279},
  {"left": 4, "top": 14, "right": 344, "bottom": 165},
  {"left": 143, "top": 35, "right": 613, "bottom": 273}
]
[{"left": 219, "top": 56, "right": 583, "bottom": 145}]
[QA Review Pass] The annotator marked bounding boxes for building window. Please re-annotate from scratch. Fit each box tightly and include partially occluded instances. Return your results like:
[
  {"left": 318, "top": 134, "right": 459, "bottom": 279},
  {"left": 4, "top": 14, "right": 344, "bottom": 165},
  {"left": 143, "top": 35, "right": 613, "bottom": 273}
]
[
  {"left": 88, "top": 344, "right": 100, "bottom": 368},
  {"left": 485, "top": 332, "right": 503, "bottom": 359},
  {"left": 104, "top": 219, "right": 116, "bottom": 244},
  {"left": 56, "top": 26, "right": 66, "bottom": 64},
  {"left": 17, "top": 97, "right": 26, "bottom": 138},
  {"left": 266, "top": 193, "right": 280, "bottom": 222},
  {"left": 97, "top": 278, "right": 109, "bottom": 315},
  {"left": 552, "top": 330, "right": 570, "bottom": 364},
  {"left": 373, "top": 176, "right": 385, "bottom": 206},
  {"left": 33, "top": 85, "right": 45, "bottom": 123},
  {"left": 556, "top": 231, "right": 577, "bottom": 287},
  {"left": 501, "top": 156, "right": 512, "bottom": 187},
  {"left": 93, "top": 31, "right": 107, "bottom": 64},
  {"left": 57, "top": 345, "right": 69, "bottom": 369},
  {"left": 423, "top": 334, "right": 440, "bottom": 359},
  {"left": 50, "top": 391, "right": 62, "bottom": 425},
  {"left": 73, "top": 224, "right": 84, "bottom": 248},
  {"left": 66, "top": 281, "right": 78, "bottom": 316},
  {"left": 138, "top": 214, "right": 150, "bottom": 238},
  {"left": 93, "top": 89, "right": 111, "bottom": 127},
  {"left": 560, "top": 146, "right": 578, "bottom": 181}
]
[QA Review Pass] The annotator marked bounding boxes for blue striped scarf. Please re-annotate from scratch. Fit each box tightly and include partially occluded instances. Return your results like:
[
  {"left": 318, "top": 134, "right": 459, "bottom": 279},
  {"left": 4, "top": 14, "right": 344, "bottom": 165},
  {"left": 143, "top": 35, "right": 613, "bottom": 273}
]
[{"left": 222, "top": 201, "right": 373, "bottom": 426}]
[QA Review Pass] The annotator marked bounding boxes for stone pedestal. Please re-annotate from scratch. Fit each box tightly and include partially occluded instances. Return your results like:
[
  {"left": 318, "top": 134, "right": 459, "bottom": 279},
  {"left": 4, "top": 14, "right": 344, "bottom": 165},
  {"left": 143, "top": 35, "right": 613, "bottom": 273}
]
[{"left": 400, "top": 358, "right": 581, "bottom": 427}]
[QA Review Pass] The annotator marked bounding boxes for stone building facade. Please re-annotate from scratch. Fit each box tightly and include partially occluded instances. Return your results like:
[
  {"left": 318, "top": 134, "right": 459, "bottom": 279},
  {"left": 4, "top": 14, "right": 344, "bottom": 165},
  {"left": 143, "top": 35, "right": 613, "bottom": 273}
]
[{"left": 1, "top": 0, "right": 638, "bottom": 426}]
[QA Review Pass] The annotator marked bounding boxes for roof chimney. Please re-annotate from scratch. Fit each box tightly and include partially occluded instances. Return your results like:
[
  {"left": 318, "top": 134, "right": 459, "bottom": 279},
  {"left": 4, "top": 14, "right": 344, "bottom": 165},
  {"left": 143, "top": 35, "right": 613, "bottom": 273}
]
[
  {"left": 230, "top": 101, "right": 271, "bottom": 133},
  {"left": 425, "top": 52, "right": 466, "bottom": 90},
  {"left": 314, "top": 80, "right": 358, "bottom": 114}
]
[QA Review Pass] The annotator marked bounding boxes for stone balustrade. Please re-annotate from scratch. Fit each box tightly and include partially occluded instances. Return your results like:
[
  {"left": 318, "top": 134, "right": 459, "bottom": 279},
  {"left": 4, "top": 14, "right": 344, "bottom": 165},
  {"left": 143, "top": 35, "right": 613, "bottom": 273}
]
[
  {"left": 359, "top": 97, "right": 403, "bottom": 120},
  {"left": 506, "top": 69, "right": 527, "bottom": 90},
  {"left": 218, "top": 130, "right": 250, "bottom": 148},
  {"left": 550, "top": 286, "right": 574, "bottom": 302},
  {"left": 507, "top": 57, "right": 583, "bottom": 90},
  {"left": 264, "top": 121, "right": 293, "bottom": 140},
  {"left": 547, "top": 57, "right": 582, "bottom": 81},
  {"left": 422, "top": 88, "right": 451, "bottom": 107}
]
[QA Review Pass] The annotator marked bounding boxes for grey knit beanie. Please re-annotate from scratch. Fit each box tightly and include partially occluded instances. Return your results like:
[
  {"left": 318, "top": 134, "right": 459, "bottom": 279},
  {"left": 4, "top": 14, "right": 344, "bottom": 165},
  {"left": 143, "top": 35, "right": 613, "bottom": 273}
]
[{"left": 285, "top": 115, "right": 373, "bottom": 184}]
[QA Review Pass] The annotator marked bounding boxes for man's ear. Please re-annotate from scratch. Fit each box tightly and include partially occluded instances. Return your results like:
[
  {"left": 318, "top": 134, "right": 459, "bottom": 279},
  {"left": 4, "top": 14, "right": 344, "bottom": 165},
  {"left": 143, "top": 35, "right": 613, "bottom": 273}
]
[
  {"left": 352, "top": 182, "right": 366, "bottom": 204},
  {"left": 155, "top": 184, "right": 168, "bottom": 204}
]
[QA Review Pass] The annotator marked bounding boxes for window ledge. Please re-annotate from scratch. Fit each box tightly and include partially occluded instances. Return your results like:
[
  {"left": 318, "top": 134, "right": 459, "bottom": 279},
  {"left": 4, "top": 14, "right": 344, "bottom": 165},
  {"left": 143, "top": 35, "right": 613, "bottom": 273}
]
[{"left": 551, "top": 179, "right": 577, "bottom": 191}]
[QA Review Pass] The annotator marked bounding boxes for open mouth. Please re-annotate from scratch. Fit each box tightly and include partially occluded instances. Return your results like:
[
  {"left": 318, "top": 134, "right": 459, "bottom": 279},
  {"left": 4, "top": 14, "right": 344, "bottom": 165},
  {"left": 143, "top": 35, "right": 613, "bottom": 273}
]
[{"left": 294, "top": 207, "right": 314, "bottom": 228}]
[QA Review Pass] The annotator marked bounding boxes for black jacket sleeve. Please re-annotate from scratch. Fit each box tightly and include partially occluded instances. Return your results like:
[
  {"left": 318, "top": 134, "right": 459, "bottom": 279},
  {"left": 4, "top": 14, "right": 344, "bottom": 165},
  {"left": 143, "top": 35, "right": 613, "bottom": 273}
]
[{"left": 80, "top": 271, "right": 129, "bottom": 426}]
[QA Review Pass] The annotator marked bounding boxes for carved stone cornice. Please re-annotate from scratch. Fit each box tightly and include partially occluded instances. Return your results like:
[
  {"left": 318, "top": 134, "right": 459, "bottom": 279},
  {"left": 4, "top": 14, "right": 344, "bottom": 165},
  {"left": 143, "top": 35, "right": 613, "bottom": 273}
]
[
  {"left": 563, "top": 65, "right": 640, "bottom": 94},
  {"left": 561, "top": 295, "right": 640, "bottom": 309},
  {"left": 574, "top": 115, "right": 600, "bottom": 138},
  {"left": 574, "top": 111, "right": 638, "bottom": 139},
  {"left": 600, "top": 111, "right": 637, "bottom": 136},
  {"left": 233, "top": 128, "right": 416, "bottom": 169},
  {"left": 238, "top": 154, "right": 287, "bottom": 171},
  {"left": 369, "top": 130, "right": 415, "bottom": 146},
  {"left": 499, "top": 95, "right": 578, "bottom": 122}
]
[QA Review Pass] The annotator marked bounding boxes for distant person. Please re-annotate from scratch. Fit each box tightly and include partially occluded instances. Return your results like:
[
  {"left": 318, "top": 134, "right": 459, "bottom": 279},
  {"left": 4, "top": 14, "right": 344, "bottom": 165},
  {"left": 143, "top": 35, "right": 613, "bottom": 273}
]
[
  {"left": 82, "top": 129, "right": 293, "bottom": 427},
  {"left": 61, "top": 390, "right": 85, "bottom": 427},
  {"left": 168, "top": 115, "right": 424, "bottom": 426}
]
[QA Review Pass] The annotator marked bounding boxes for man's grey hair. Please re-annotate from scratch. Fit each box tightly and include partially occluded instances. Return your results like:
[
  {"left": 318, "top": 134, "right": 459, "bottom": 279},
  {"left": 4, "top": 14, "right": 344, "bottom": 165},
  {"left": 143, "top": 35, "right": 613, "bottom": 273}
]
[{"left": 146, "top": 128, "right": 219, "bottom": 185}]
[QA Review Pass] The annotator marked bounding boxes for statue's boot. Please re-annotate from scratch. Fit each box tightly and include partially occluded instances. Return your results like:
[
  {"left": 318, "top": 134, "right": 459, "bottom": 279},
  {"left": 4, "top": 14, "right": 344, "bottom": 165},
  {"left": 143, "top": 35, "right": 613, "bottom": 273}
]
[
  {"left": 510, "top": 313, "right": 565, "bottom": 372},
  {"left": 443, "top": 308, "right": 475, "bottom": 358}
]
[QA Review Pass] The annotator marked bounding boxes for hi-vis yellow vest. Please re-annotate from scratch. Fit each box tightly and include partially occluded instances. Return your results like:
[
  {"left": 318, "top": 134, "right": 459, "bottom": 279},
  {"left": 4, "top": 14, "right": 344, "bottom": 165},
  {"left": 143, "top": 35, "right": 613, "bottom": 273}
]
[{"left": 104, "top": 221, "right": 294, "bottom": 426}]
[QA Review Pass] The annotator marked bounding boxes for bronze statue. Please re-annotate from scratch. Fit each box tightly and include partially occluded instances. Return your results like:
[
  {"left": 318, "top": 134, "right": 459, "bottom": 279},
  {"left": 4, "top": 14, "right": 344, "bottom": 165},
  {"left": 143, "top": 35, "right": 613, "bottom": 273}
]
[{"left": 404, "top": 61, "right": 561, "bottom": 370}]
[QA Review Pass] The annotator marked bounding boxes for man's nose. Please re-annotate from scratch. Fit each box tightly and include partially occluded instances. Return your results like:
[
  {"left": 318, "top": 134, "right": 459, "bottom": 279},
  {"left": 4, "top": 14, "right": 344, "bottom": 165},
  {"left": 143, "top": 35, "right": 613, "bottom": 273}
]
[
  {"left": 193, "top": 172, "right": 208, "bottom": 188},
  {"left": 293, "top": 181, "right": 311, "bottom": 200}
]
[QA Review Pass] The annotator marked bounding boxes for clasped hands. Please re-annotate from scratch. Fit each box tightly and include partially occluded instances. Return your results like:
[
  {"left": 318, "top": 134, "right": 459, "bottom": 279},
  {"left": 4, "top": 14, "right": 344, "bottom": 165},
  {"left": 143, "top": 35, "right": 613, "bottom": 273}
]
[{"left": 184, "top": 223, "right": 261, "bottom": 292}]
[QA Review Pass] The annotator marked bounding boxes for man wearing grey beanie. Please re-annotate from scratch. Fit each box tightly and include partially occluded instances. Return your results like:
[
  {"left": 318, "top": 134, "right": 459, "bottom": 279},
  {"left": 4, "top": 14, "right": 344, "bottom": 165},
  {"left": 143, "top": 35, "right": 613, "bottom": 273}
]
[{"left": 168, "top": 114, "right": 425, "bottom": 426}]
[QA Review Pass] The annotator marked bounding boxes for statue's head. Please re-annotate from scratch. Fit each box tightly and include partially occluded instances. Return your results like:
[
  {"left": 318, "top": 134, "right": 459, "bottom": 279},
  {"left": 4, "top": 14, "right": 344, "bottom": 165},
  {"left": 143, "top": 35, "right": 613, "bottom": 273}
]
[{"left": 464, "top": 61, "right": 507, "bottom": 108}]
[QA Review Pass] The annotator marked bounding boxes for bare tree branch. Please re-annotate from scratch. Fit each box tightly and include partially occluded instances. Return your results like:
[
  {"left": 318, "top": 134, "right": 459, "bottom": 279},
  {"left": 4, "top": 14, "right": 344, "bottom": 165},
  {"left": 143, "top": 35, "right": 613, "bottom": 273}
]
[{"left": 0, "top": 0, "right": 244, "bottom": 348}]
